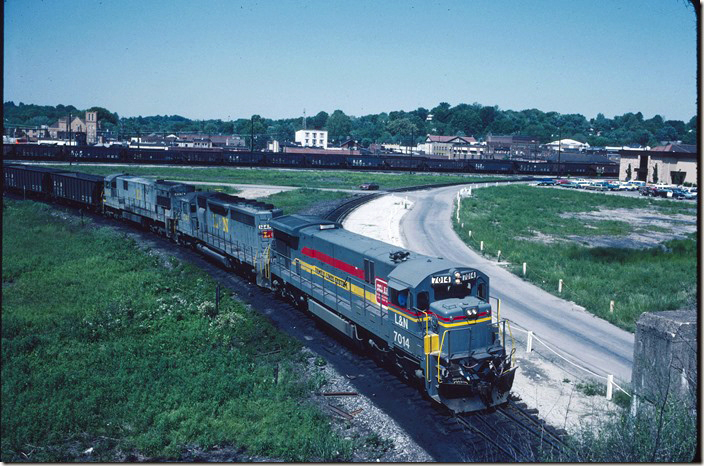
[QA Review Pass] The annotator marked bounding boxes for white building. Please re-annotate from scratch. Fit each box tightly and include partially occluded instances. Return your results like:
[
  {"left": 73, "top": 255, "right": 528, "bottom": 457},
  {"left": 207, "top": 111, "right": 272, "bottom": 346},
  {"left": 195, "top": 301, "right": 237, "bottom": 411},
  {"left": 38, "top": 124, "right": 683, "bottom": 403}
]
[
  {"left": 545, "top": 138, "right": 590, "bottom": 151},
  {"left": 295, "top": 129, "right": 328, "bottom": 149}
]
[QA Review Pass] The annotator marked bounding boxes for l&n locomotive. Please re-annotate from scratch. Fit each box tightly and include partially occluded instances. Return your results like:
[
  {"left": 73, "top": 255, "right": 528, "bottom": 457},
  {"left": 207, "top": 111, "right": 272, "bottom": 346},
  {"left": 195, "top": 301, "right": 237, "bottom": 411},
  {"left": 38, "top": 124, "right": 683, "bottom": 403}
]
[{"left": 3, "top": 163, "right": 515, "bottom": 412}]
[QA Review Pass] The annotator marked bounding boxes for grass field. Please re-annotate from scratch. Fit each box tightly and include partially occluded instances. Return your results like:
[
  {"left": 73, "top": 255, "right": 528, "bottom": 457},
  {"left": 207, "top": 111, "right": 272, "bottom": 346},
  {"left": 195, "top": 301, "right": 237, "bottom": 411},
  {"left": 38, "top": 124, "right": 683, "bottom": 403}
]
[
  {"left": 1, "top": 199, "right": 353, "bottom": 461},
  {"left": 258, "top": 188, "right": 350, "bottom": 215},
  {"left": 40, "top": 164, "right": 508, "bottom": 190},
  {"left": 453, "top": 186, "right": 697, "bottom": 331}
]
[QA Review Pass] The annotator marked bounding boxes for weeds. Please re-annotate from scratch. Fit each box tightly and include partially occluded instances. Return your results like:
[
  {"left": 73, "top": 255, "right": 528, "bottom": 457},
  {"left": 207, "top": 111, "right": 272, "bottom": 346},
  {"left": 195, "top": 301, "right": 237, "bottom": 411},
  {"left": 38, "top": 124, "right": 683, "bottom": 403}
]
[
  {"left": 454, "top": 185, "right": 697, "bottom": 331},
  {"left": 41, "top": 164, "right": 509, "bottom": 190},
  {"left": 1, "top": 200, "right": 351, "bottom": 461}
]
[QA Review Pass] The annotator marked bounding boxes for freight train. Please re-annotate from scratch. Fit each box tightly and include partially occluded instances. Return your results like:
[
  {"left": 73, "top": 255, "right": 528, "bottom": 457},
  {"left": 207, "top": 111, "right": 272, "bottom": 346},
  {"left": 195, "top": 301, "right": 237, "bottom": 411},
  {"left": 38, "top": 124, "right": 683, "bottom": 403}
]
[
  {"left": 3, "top": 162, "right": 516, "bottom": 413},
  {"left": 3, "top": 143, "right": 618, "bottom": 177}
]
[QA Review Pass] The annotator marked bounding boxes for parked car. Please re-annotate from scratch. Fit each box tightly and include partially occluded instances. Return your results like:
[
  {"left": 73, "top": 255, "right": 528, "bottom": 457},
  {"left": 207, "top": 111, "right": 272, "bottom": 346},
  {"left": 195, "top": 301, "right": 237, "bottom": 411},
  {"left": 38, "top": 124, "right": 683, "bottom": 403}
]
[
  {"left": 670, "top": 188, "right": 695, "bottom": 200},
  {"left": 586, "top": 181, "right": 610, "bottom": 191},
  {"left": 654, "top": 187, "right": 674, "bottom": 198},
  {"left": 623, "top": 181, "right": 645, "bottom": 191},
  {"left": 639, "top": 186, "right": 657, "bottom": 196},
  {"left": 562, "top": 180, "right": 582, "bottom": 188},
  {"left": 536, "top": 178, "right": 556, "bottom": 186},
  {"left": 359, "top": 182, "right": 379, "bottom": 190}
]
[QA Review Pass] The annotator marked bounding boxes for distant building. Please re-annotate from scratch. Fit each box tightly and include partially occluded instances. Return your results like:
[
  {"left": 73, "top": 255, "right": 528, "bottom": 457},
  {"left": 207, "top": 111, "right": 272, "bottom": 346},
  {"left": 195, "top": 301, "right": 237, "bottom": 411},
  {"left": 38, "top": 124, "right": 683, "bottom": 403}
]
[
  {"left": 267, "top": 140, "right": 280, "bottom": 152},
  {"left": 48, "top": 111, "right": 102, "bottom": 144},
  {"left": 421, "top": 135, "right": 480, "bottom": 159},
  {"left": 619, "top": 144, "right": 697, "bottom": 184},
  {"left": 485, "top": 135, "right": 539, "bottom": 159},
  {"left": 295, "top": 129, "right": 328, "bottom": 149},
  {"left": 545, "top": 138, "right": 590, "bottom": 152}
]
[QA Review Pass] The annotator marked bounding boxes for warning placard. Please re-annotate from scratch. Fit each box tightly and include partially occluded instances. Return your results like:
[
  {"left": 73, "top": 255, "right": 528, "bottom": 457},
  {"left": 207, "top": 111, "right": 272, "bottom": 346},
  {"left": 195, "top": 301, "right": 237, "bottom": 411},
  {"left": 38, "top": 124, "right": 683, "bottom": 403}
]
[{"left": 375, "top": 277, "right": 389, "bottom": 306}]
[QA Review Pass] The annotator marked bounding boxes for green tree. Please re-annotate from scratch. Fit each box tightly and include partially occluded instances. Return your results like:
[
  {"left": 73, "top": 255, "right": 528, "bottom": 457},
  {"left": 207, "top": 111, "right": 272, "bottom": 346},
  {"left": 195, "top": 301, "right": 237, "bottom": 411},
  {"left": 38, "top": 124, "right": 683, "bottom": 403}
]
[
  {"left": 309, "top": 111, "right": 329, "bottom": 129},
  {"left": 87, "top": 106, "right": 119, "bottom": 125},
  {"left": 652, "top": 164, "right": 659, "bottom": 184},
  {"left": 326, "top": 110, "right": 352, "bottom": 143},
  {"left": 626, "top": 163, "right": 632, "bottom": 181},
  {"left": 386, "top": 118, "right": 417, "bottom": 136}
]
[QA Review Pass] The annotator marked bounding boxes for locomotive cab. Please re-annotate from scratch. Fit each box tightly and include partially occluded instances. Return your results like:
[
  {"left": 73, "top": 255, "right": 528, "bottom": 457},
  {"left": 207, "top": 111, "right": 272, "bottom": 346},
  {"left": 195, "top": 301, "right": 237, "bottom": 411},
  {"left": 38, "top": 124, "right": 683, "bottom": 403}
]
[{"left": 410, "top": 267, "right": 516, "bottom": 412}]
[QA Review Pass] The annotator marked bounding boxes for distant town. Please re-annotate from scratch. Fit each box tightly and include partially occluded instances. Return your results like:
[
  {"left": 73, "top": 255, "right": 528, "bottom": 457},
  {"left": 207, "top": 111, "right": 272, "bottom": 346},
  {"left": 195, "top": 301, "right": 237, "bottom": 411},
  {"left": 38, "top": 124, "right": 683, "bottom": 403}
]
[{"left": 3, "top": 101, "right": 697, "bottom": 186}]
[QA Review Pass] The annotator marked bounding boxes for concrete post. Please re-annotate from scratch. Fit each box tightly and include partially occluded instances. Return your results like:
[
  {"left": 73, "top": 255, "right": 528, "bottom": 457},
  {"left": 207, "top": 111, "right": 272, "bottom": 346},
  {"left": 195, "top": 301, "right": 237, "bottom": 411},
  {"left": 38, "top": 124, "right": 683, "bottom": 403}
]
[
  {"left": 468, "top": 230, "right": 472, "bottom": 238},
  {"left": 497, "top": 250, "right": 501, "bottom": 261},
  {"left": 558, "top": 279, "right": 563, "bottom": 293},
  {"left": 606, "top": 374, "right": 613, "bottom": 400},
  {"left": 527, "top": 331, "right": 533, "bottom": 353},
  {"left": 480, "top": 241, "right": 484, "bottom": 251},
  {"left": 522, "top": 262, "right": 527, "bottom": 276},
  {"left": 610, "top": 300, "right": 614, "bottom": 313}
]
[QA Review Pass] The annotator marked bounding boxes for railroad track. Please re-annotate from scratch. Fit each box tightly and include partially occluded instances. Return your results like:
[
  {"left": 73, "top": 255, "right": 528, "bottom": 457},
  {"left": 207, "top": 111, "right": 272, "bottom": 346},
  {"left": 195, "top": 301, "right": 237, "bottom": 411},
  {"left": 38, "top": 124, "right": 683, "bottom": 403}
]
[
  {"left": 7, "top": 188, "right": 569, "bottom": 462},
  {"left": 324, "top": 178, "right": 533, "bottom": 223}
]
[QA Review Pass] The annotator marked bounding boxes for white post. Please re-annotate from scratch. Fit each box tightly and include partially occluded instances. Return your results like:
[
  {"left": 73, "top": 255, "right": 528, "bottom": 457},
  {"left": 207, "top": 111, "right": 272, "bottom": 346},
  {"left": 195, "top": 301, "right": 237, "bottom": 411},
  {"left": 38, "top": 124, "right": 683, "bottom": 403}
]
[
  {"left": 468, "top": 187, "right": 472, "bottom": 197},
  {"left": 558, "top": 279, "right": 563, "bottom": 293},
  {"left": 456, "top": 193, "right": 460, "bottom": 222},
  {"left": 461, "top": 222, "right": 464, "bottom": 228},
  {"left": 497, "top": 250, "right": 501, "bottom": 261},
  {"left": 606, "top": 374, "right": 613, "bottom": 400},
  {"left": 480, "top": 241, "right": 484, "bottom": 251},
  {"left": 522, "top": 262, "right": 527, "bottom": 276},
  {"left": 526, "top": 331, "right": 533, "bottom": 353},
  {"left": 610, "top": 300, "right": 614, "bottom": 313},
  {"left": 468, "top": 230, "right": 472, "bottom": 238}
]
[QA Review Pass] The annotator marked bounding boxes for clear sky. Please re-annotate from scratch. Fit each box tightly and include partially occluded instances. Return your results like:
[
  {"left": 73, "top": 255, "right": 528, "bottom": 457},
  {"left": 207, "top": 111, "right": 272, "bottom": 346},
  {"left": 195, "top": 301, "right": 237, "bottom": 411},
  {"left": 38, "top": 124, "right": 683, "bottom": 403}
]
[{"left": 3, "top": 0, "right": 698, "bottom": 122}]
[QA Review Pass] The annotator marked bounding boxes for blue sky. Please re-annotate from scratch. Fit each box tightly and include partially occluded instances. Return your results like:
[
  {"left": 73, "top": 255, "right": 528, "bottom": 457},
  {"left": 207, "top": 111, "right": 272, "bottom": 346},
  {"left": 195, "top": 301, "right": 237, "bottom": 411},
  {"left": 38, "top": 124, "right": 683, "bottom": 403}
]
[{"left": 4, "top": 0, "right": 698, "bottom": 122}]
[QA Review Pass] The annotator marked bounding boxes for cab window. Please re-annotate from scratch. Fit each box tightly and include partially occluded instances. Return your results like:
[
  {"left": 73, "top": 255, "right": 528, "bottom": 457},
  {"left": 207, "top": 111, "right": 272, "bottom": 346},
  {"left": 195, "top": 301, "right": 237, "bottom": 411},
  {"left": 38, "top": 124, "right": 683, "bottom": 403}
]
[
  {"left": 416, "top": 291, "right": 429, "bottom": 311},
  {"left": 477, "top": 281, "right": 487, "bottom": 301},
  {"left": 390, "top": 288, "right": 409, "bottom": 308},
  {"left": 433, "top": 282, "right": 472, "bottom": 301}
]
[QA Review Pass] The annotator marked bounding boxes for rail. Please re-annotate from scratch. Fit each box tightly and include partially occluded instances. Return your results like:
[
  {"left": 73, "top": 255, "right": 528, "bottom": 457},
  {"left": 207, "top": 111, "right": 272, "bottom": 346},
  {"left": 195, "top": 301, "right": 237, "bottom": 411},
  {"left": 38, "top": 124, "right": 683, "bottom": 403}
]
[{"left": 323, "top": 178, "right": 533, "bottom": 223}]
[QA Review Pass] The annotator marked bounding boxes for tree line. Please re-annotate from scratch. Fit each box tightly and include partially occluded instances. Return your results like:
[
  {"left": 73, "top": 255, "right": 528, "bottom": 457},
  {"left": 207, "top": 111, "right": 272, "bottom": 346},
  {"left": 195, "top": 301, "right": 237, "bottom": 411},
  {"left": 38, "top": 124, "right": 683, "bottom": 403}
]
[{"left": 3, "top": 101, "right": 697, "bottom": 148}]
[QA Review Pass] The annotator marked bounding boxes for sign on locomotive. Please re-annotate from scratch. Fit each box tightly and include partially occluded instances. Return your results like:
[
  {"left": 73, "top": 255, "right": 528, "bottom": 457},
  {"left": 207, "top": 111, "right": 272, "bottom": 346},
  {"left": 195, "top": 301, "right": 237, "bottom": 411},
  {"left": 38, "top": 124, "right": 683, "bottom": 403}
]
[{"left": 3, "top": 163, "right": 516, "bottom": 412}]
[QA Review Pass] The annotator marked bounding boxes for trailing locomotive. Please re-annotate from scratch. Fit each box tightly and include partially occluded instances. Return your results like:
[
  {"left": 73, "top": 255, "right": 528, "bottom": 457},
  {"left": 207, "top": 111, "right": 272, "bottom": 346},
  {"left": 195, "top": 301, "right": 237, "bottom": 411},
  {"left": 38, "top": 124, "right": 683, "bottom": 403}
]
[
  {"left": 2, "top": 163, "right": 515, "bottom": 412},
  {"left": 3, "top": 142, "right": 619, "bottom": 178}
]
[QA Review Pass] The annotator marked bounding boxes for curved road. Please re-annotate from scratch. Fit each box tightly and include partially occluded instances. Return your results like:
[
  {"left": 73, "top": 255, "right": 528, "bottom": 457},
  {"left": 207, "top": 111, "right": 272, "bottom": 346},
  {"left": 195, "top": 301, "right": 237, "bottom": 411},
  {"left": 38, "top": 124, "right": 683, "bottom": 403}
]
[{"left": 399, "top": 184, "right": 635, "bottom": 382}]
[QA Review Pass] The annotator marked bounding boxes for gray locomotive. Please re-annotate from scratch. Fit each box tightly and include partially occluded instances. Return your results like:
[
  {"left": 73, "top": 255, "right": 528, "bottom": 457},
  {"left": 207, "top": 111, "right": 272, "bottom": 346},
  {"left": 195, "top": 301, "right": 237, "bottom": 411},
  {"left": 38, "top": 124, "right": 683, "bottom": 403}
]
[{"left": 4, "top": 163, "right": 515, "bottom": 412}]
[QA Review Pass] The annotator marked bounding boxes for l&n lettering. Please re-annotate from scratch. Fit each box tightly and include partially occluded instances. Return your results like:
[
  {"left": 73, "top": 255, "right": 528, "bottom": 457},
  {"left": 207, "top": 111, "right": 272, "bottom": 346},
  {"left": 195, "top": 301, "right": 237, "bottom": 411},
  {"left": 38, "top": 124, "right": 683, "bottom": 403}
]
[{"left": 394, "top": 313, "right": 409, "bottom": 329}]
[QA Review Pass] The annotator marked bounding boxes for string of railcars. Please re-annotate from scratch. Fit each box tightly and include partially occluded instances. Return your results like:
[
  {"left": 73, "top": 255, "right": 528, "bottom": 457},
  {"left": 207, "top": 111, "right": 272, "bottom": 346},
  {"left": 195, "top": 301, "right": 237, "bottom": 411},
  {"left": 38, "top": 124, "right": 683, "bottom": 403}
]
[
  {"left": 4, "top": 162, "right": 516, "bottom": 413},
  {"left": 3, "top": 143, "right": 618, "bottom": 177}
]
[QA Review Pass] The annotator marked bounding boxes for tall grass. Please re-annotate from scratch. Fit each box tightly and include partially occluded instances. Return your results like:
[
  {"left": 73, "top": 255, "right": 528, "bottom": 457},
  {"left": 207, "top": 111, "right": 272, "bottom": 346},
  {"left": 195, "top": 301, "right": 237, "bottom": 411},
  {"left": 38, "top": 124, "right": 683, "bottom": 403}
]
[
  {"left": 1, "top": 200, "right": 352, "bottom": 461},
  {"left": 558, "top": 397, "right": 697, "bottom": 462},
  {"left": 454, "top": 186, "right": 697, "bottom": 331},
  {"left": 40, "top": 164, "right": 508, "bottom": 189},
  {"left": 257, "top": 188, "right": 350, "bottom": 214}
]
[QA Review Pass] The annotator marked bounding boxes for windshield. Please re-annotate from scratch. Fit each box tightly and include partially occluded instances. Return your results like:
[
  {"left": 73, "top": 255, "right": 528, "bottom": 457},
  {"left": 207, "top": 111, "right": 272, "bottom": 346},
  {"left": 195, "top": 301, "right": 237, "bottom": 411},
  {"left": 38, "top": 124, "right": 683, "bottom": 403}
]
[{"left": 433, "top": 282, "right": 472, "bottom": 301}]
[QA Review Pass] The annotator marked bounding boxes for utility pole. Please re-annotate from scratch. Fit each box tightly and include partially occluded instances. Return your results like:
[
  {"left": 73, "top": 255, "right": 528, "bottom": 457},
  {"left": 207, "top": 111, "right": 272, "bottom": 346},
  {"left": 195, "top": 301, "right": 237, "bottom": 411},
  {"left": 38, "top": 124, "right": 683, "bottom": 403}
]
[
  {"left": 558, "top": 126, "right": 562, "bottom": 177},
  {"left": 250, "top": 116, "right": 254, "bottom": 152}
]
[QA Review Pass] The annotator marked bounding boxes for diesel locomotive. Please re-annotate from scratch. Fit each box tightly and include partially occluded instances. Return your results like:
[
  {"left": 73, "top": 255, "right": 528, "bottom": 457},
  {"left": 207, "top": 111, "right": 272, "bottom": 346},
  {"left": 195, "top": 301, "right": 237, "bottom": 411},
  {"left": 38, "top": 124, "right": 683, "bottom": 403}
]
[{"left": 3, "top": 163, "right": 516, "bottom": 412}]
